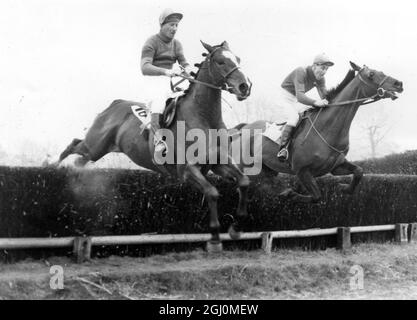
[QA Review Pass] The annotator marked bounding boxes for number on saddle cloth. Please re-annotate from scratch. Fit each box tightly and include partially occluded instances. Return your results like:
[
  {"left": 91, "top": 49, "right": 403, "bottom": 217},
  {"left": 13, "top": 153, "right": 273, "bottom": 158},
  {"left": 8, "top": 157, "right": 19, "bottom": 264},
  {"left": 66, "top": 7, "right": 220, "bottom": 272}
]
[
  {"left": 130, "top": 95, "right": 181, "bottom": 133},
  {"left": 131, "top": 104, "right": 150, "bottom": 125}
]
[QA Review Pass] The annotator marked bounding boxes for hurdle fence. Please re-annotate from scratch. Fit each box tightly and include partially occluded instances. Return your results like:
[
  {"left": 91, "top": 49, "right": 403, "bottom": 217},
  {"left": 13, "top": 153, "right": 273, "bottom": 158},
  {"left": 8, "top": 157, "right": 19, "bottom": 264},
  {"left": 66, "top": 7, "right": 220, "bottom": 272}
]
[{"left": 0, "top": 223, "right": 416, "bottom": 263}]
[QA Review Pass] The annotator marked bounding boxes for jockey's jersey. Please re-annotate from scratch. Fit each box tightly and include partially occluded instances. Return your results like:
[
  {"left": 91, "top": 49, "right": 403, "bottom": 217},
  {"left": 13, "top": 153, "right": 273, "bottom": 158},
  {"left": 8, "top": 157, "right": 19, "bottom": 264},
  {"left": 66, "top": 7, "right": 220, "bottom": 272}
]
[
  {"left": 281, "top": 66, "right": 327, "bottom": 106},
  {"left": 141, "top": 33, "right": 189, "bottom": 71}
]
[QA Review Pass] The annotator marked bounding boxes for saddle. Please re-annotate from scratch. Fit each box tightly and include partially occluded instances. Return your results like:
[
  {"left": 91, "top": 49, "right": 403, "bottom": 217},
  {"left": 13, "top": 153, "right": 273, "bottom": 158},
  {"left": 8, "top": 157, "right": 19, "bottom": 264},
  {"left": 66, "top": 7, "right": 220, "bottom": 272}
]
[{"left": 262, "top": 109, "right": 317, "bottom": 146}]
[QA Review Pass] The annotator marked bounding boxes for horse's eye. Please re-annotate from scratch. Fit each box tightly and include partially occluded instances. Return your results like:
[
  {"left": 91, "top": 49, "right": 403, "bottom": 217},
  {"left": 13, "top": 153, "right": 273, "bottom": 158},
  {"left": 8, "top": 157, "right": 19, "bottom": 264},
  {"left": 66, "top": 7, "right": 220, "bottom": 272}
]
[
  {"left": 369, "top": 71, "right": 375, "bottom": 78},
  {"left": 217, "top": 61, "right": 225, "bottom": 65}
]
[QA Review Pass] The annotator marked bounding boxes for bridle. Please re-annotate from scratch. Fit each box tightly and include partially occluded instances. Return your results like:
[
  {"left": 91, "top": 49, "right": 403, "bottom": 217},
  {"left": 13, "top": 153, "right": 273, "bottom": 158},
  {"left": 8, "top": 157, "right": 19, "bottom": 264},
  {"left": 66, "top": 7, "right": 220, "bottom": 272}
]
[
  {"left": 206, "top": 47, "right": 241, "bottom": 90},
  {"left": 327, "top": 68, "right": 395, "bottom": 107},
  {"left": 357, "top": 69, "right": 395, "bottom": 100},
  {"left": 171, "top": 46, "right": 252, "bottom": 98}
]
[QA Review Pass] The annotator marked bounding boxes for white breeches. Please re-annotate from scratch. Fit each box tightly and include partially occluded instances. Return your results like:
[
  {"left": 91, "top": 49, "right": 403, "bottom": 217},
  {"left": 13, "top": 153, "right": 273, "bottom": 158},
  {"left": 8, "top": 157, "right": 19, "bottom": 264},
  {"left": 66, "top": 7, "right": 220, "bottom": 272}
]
[
  {"left": 143, "top": 76, "right": 189, "bottom": 114},
  {"left": 279, "top": 88, "right": 314, "bottom": 126},
  {"left": 142, "top": 76, "right": 172, "bottom": 114}
]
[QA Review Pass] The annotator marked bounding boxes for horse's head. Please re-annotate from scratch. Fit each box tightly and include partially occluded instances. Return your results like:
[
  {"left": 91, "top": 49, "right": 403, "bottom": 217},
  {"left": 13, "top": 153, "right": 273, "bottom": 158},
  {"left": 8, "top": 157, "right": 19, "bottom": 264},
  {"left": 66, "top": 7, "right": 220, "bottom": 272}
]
[
  {"left": 350, "top": 61, "right": 403, "bottom": 100},
  {"left": 200, "top": 40, "right": 251, "bottom": 100}
]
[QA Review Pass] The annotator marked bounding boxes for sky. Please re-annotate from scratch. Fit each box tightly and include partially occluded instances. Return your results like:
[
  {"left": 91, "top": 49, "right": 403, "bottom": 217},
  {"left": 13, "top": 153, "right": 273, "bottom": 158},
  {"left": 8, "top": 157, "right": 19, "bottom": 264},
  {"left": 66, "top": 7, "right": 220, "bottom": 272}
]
[{"left": 0, "top": 0, "right": 416, "bottom": 164}]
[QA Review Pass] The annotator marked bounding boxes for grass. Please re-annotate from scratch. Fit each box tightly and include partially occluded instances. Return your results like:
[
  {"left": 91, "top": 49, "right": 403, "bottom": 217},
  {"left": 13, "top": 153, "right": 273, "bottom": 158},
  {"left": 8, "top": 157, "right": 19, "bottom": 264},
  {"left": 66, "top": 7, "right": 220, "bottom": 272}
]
[{"left": 0, "top": 242, "right": 417, "bottom": 299}]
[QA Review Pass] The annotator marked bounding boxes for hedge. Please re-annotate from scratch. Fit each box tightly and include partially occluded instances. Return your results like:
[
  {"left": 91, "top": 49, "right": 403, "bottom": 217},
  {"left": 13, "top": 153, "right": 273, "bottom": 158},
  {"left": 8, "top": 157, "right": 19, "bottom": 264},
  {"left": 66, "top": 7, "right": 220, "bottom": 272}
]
[
  {"left": 1, "top": 166, "right": 416, "bottom": 239},
  {"left": 354, "top": 150, "right": 417, "bottom": 175}
]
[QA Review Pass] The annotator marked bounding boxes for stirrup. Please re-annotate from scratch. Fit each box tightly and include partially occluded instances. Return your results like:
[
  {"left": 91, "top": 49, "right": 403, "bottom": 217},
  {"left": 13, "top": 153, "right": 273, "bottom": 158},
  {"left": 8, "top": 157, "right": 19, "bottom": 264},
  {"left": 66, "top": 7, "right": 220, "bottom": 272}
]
[{"left": 277, "top": 147, "right": 289, "bottom": 161}]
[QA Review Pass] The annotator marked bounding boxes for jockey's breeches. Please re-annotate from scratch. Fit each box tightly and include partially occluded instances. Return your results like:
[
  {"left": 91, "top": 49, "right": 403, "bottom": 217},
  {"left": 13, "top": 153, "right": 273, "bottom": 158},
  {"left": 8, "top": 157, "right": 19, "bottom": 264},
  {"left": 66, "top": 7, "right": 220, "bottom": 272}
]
[
  {"left": 279, "top": 88, "right": 314, "bottom": 126},
  {"left": 143, "top": 76, "right": 172, "bottom": 114}
]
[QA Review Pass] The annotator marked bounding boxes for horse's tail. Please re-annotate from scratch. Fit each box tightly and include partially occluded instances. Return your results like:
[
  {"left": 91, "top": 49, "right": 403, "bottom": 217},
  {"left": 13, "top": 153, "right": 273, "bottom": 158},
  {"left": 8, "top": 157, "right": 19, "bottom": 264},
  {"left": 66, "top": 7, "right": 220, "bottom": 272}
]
[
  {"left": 228, "top": 123, "right": 247, "bottom": 143},
  {"left": 111, "top": 99, "right": 125, "bottom": 106},
  {"left": 98, "top": 99, "right": 126, "bottom": 115},
  {"left": 233, "top": 122, "right": 248, "bottom": 131}
]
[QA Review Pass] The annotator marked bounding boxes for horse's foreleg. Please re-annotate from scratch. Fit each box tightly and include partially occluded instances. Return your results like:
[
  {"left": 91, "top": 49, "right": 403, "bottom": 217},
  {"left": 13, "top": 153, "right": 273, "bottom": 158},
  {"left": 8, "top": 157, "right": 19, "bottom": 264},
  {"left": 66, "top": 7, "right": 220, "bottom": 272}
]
[
  {"left": 183, "top": 164, "right": 221, "bottom": 248},
  {"left": 331, "top": 160, "right": 364, "bottom": 194},
  {"left": 280, "top": 168, "right": 321, "bottom": 203},
  {"left": 211, "top": 163, "right": 250, "bottom": 239}
]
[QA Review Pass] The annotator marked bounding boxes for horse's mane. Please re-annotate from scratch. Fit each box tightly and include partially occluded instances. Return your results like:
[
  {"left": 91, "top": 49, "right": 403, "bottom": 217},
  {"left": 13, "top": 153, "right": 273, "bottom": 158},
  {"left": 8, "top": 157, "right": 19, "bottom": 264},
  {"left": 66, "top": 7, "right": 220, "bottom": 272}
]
[
  {"left": 183, "top": 44, "right": 223, "bottom": 95},
  {"left": 325, "top": 69, "right": 356, "bottom": 102}
]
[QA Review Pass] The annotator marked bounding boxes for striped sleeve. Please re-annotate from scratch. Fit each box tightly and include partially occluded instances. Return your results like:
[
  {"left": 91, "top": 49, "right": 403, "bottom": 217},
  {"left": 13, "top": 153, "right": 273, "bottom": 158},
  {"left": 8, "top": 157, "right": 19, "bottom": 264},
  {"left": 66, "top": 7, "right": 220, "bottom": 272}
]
[
  {"left": 175, "top": 40, "right": 189, "bottom": 68},
  {"left": 140, "top": 37, "right": 156, "bottom": 69},
  {"left": 316, "top": 78, "right": 327, "bottom": 98},
  {"left": 294, "top": 68, "right": 316, "bottom": 106}
]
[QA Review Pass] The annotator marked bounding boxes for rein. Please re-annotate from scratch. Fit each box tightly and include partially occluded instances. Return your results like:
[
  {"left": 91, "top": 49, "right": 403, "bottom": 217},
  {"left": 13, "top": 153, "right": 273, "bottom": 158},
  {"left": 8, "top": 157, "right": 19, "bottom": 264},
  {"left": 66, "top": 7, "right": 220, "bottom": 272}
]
[
  {"left": 172, "top": 73, "right": 223, "bottom": 91},
  {"left": 326, "top": 93, "right": 380, "bottom": 107}
]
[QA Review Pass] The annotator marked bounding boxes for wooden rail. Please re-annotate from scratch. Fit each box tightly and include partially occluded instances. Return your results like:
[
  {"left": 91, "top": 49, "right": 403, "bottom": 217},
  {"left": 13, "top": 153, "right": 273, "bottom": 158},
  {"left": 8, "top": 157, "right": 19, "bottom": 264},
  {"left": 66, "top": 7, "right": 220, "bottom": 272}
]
[{"left": 0, "top": 223, "right": 415, "bottom": 263}]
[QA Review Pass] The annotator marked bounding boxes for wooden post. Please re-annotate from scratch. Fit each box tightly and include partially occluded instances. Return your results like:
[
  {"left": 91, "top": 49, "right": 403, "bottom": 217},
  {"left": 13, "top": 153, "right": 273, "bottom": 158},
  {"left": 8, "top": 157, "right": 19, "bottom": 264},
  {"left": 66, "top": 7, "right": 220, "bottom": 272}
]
[
  {"left": 73, "top": 237, "right": 92, "bottom": 263},
  {"left": 395, "top": 223, "right": 408, "bottom": 244},
  {"left": 261, "top": 232, "right": 273, "bottom": 254},
  {"left": 408, "top": 223, "right": 417, "bottom": 243},
  {"left": 337, "top": 227, "right": 351, "bottom": 250}
]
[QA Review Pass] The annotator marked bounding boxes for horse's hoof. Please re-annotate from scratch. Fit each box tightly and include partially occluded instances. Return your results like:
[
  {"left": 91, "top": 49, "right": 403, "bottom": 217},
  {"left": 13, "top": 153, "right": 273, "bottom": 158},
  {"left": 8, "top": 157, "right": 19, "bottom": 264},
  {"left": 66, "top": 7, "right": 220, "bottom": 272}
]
[
  {"left": 228, "top": 224, "right": 241, "bottom": 240},
  {"left": 206, "top": 241, "right": 223, "bottom": 254}
]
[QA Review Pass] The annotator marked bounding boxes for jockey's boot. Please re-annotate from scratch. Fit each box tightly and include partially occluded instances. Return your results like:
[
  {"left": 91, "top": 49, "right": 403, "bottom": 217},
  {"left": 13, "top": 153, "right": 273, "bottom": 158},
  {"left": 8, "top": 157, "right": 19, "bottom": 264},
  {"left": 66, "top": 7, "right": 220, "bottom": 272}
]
[
  {"left": 277, "top": 125, "right": 295, "bottom": 161},
  {"left": 150, "top": 113, "right": 167, "bottom": 156}
]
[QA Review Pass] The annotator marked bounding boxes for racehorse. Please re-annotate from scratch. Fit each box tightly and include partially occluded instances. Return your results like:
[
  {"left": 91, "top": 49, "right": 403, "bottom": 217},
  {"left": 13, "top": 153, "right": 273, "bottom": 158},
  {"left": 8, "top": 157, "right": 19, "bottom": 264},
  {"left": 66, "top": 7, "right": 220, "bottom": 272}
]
[
  {"left": 56, "top": 41, "right": 252, "bottom": 252},
  {"left": 231, "top": 62, "right": 403, "bottom": 203}
]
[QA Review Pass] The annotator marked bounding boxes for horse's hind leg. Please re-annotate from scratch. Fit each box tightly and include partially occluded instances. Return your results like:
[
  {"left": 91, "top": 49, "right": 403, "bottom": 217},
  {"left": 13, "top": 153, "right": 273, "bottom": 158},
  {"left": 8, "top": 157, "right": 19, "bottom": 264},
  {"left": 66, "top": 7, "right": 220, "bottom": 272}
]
[
  {"left": 183, "top": 164, "right": 222, "bottom": 252},
  {"left": 58, "top": 138, "right": 91, "bottom": 167},
  {"left": 331, "top": 160, "right": 364, "bottom": 194},
  {"left": 211, "top": 162, "right": 250, "bottom": 240}
]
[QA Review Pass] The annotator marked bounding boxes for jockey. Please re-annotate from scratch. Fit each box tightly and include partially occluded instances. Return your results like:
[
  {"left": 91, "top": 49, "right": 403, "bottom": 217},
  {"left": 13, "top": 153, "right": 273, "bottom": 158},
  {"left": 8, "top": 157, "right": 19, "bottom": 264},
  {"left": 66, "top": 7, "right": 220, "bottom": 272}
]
[
  {"left": 277, "top": 53, "right": 334, "bottom": 161},
  {"left": 140, "top": 8, "right": 193, "bottom": 155}
]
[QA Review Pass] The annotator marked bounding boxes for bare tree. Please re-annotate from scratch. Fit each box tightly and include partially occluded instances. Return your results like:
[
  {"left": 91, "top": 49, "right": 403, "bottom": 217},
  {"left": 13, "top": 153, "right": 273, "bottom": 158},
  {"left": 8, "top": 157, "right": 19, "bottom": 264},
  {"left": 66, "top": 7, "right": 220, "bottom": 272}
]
[
  {"left": 357, "top": 102, "right": 392, "bottom": 159},
  {"left": 365, "top": 123, "right": 389, "bottom": 158}
]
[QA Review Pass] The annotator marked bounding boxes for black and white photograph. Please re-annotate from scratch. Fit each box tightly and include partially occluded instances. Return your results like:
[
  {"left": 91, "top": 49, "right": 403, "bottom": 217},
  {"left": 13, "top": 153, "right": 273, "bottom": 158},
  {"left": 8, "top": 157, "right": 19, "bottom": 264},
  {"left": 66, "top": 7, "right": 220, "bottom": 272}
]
[{"left": 0, "top": 0, "right": 416, "bottom": 304}]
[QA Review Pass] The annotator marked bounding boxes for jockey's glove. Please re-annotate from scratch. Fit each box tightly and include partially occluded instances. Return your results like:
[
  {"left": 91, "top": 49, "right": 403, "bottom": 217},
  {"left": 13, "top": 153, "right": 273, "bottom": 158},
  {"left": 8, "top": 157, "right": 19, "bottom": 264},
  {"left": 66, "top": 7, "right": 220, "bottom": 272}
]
[
  {"left": 184, "top": 66, "right": 194, "bottom": 76},
  {"left": 165, "top": 67, "right": 182, "bottom": 77},
  {"left": 313, "top": 99, "right": 329, "bottom": 107}
]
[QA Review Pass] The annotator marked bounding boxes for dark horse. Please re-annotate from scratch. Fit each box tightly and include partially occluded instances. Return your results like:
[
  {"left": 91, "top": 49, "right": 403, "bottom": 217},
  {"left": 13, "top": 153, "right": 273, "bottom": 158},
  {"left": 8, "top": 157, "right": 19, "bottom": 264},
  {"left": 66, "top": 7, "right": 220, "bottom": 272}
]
[
  {"left": 231, "top": 62, "right": 403, "bottom": 203},
  {"left": 57, "top": 41, "right": 252, "bottom": 251}
]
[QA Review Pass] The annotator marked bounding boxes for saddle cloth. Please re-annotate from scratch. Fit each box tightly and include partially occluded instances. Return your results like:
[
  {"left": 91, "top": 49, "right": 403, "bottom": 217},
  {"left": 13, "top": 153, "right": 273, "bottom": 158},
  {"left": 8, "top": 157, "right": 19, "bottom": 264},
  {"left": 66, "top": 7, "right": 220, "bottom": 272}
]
[
  {"left": 262, "top": 122, "right": 284, "bottom": 144},
  {"left": 130, "top": 91, "right": 184, "bottom": 127}
]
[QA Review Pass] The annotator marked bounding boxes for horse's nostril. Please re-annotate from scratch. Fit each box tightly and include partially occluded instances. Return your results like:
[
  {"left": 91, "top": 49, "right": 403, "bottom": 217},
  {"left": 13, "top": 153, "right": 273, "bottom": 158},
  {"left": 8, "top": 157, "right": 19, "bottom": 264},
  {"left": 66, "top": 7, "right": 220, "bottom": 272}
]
[{"left": 239, "top": 83, "right": 248, "bottom": 94}]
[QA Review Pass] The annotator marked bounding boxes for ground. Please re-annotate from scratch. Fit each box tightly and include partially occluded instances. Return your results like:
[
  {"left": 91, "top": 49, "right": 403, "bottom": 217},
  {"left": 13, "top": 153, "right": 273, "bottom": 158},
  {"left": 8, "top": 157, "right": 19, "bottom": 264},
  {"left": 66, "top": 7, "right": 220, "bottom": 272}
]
[{"left": 0, "top": 242, "right": 417, "bottom": 300}]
